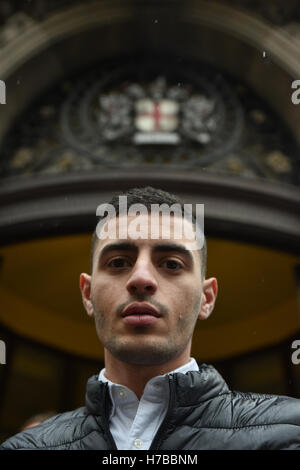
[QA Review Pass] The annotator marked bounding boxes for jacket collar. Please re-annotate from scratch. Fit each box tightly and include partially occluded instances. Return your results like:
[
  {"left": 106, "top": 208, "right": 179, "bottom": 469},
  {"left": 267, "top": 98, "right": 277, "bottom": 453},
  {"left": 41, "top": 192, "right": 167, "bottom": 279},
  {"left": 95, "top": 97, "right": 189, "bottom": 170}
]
[
  {"left": 169, "top": 364, "right": 229, "bottom": 406},
  {"left": 85, "top": 364, "right": 229, "bottom": 416}
]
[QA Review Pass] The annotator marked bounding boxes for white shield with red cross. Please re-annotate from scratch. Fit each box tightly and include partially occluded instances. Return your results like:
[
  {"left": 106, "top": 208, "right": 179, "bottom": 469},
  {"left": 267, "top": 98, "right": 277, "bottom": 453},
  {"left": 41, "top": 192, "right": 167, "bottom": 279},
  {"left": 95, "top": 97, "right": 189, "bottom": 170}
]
[
  {"left": 135, "top": 99, "right": 179, "bottom": 132},
  {"left": 133, "top": 98, "right": 180, "bottom": 144}
]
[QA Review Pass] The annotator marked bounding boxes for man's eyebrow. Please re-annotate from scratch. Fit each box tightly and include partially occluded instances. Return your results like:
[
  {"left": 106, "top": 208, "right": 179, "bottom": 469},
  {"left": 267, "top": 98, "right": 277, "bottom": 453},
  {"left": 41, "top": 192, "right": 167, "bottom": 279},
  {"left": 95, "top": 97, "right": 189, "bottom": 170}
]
[
  {"left": 98, "top": 242, "right": 138, "bottom": 260},
  {"left": 98, "top": 241, "right": 194, "bottom": 264}
]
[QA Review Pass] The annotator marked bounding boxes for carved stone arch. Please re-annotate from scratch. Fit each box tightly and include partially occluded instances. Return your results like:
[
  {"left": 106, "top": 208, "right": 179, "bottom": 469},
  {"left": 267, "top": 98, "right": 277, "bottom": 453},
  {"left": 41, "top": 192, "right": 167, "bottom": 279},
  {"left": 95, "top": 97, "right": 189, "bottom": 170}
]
[
  {"left": 0, "top": 0, "right": 299, "bottom": 145},
  {"left": 0, "top": 0, "right": 299, "bottom": 254}
]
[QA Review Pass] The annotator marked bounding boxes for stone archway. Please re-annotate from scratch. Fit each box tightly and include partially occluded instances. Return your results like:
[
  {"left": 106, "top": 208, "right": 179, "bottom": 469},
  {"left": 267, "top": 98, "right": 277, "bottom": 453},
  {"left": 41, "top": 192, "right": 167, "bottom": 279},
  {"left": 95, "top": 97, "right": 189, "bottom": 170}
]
[{"left": 0, "top": 0, "right": 299, "bottom": 145}]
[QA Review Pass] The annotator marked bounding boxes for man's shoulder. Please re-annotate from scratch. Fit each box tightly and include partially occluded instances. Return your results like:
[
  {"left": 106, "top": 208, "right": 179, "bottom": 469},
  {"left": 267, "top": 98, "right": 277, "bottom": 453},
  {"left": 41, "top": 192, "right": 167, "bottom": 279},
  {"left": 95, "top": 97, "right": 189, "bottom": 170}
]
[
  {"left": 183, "top": 366, "right": 300, "bottom": 423},
  {"left": 0, "top": 407, "right": 91, "bottom": 450},
  {"left": 174, "top": 371, "right": 300, "bottom": 448},
  {"left": 179, "top": 367, "right": 300, "bottom": 427},
  {"left": 217, "top": 388, "right": 300, "bottom": 427}
]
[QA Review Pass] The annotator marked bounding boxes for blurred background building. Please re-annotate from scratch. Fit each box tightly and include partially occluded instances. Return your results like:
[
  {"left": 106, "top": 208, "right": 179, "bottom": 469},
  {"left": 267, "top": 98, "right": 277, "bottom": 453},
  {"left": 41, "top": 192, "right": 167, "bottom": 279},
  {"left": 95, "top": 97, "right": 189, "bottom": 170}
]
[{"left": 0, "top": 0, "right": 299, "bottom": 440}]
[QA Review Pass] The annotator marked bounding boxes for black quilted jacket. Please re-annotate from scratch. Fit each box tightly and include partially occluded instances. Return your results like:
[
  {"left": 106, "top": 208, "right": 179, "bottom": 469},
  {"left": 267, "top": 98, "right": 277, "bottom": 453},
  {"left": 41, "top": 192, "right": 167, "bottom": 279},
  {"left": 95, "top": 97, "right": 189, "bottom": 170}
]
[{"left": 1, "top": 364, "right": 300, "bottom": 450}]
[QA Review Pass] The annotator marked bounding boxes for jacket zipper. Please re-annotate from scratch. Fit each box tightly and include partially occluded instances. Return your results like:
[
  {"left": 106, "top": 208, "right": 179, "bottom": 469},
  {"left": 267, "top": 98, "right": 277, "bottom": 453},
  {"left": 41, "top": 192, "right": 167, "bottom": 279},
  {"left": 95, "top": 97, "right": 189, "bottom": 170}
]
[{"left": 149, "top": 374, "right": 175, "bottom": 451}]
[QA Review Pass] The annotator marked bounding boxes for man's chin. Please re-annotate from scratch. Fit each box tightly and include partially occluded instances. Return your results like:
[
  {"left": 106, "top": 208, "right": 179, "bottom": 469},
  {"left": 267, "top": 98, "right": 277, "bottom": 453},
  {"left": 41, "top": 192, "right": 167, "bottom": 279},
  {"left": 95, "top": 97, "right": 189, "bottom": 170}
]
[{"left": 105, "top": 340, "right": 178, "bottom": 366}]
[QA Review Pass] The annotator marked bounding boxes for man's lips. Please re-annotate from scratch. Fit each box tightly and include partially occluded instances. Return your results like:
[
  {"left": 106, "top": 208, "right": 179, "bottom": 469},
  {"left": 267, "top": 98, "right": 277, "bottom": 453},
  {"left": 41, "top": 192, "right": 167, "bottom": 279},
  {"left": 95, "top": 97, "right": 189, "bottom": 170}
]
[
  {"left": 121, "top": 303, "right": 161, "bottom": 318},
  {"left": 121, "top": 303, "right": 161, "bottom": 326}
]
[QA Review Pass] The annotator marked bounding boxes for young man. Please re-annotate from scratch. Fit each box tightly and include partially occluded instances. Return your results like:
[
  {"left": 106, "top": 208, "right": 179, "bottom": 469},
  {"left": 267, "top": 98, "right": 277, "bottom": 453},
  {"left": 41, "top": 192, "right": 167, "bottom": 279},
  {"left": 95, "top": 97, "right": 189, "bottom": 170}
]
[{"left": 1, "top": 186, "right": 300, "bottom": 450}]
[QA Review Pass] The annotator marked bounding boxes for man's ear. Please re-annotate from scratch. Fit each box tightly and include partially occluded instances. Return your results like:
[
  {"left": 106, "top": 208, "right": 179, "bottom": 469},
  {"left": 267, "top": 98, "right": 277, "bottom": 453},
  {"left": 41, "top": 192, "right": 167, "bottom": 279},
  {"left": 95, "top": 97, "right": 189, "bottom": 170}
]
[
  {"left": 79, "top": 273, "right": 94, "bottom": 317},
  {"left": 198, "top": 277, "right": 218, "bottom": 320}
]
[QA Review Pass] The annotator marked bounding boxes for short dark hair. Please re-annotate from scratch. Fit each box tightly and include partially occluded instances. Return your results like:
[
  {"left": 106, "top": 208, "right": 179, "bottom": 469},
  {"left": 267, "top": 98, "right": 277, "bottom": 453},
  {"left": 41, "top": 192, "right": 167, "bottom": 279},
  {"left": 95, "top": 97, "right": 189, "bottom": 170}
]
[{"left": 91, "top": 186, "right": 206, "bottom": 278}]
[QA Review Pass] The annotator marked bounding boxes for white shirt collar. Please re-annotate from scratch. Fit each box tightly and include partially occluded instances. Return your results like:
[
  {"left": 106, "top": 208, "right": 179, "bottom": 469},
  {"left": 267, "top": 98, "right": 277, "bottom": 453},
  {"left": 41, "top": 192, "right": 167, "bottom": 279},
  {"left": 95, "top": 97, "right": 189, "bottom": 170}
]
[
  {"left": 98, "top": 357, "right": 199, "bottom": 389},
  {"left": 98, "top": 358, "right": 199, "bottom": 418}
]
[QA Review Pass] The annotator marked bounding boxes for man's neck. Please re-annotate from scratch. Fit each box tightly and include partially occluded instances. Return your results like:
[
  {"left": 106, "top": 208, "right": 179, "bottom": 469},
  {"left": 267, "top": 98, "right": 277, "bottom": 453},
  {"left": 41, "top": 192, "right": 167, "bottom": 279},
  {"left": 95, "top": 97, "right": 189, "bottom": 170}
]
[{"left": 103, "top": 351, "right": 192, "bottom": 399}]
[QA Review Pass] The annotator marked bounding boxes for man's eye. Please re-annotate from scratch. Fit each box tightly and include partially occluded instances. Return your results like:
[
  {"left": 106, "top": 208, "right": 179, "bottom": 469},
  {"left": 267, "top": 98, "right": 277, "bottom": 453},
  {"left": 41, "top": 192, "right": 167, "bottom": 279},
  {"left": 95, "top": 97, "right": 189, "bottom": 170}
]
[
  {"left": 107, "top": 258, "right": 131, "bottom": 268},
  {"left": 161, "top": 259, "right": 182, "bottom": 271}
]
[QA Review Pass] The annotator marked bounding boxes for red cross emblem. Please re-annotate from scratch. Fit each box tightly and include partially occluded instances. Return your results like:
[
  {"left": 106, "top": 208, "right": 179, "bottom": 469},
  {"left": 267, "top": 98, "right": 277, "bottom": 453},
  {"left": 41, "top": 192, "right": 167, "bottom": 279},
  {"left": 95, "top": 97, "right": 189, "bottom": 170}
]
[{"left": 135, "top": 99, "right": 179, "bottom": 133}]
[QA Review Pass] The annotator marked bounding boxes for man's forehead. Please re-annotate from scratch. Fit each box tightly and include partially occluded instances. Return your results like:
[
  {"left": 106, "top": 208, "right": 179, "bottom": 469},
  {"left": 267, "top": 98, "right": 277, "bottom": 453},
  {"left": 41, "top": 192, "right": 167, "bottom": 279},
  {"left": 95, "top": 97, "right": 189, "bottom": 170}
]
[
  {"left": 92, "top": 215, "right": 204, "bottom": 278},
  {"left": 96, "top": 213, "right": 197, "bottom": 249}
]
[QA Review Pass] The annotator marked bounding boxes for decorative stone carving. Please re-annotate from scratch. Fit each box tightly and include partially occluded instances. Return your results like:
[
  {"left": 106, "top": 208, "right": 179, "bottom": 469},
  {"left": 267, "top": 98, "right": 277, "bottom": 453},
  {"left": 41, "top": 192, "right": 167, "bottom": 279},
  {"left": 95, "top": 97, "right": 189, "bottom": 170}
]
[
  {"left": 0, "top": 12, "right": 35, "bottom": 47},
  {"left": 213, "top": 0, "right": 300, "bottom": 25},
  {"left": 0, "top": 58, "right": 298, "bottom": 186}
]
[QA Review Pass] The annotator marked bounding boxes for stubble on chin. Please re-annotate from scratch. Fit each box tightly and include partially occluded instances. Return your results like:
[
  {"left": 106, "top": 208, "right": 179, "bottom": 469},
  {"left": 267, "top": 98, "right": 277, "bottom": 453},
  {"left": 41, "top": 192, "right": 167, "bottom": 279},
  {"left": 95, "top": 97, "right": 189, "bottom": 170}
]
[
  {"left": 104, "top": 335, "right": 184, "bottom": 366},
  {"left": 90, "top": 294, "right": 201, "bottom": 366}
]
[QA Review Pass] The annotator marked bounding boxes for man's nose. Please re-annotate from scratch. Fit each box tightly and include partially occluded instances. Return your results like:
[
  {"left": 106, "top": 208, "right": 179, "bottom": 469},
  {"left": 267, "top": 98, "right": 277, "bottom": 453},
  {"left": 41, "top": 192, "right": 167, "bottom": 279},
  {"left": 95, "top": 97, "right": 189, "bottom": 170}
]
[{"left": 126, "top": 259, "right": 158, "bottom": 296}]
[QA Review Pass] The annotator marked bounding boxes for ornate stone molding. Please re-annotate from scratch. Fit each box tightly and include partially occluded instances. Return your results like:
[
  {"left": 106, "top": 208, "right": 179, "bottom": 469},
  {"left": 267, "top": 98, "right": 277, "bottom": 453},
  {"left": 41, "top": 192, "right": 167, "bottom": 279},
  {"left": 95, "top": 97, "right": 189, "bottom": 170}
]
[
  {"left": 0, "top": 0, "right": 298, "bottom": 149},
  {"left": 1, "top": 0, "right": 299, "bottom": 28},
  {"left": 0, "top": 170, "right": 299, "bottom": 254},
  {"left": 1, "top": 58, "right": 298, "bottom": 186},
  {"left": 213, "top": 0, "right": 300, "bottom": 26}
]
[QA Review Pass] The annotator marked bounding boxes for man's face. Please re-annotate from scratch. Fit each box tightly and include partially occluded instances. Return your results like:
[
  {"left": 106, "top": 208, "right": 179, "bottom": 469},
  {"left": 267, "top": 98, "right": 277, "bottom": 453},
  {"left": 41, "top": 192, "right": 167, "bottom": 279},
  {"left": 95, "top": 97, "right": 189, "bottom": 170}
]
[{"left": 80, "top": 214, "right": 217, "bottom": 366}]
